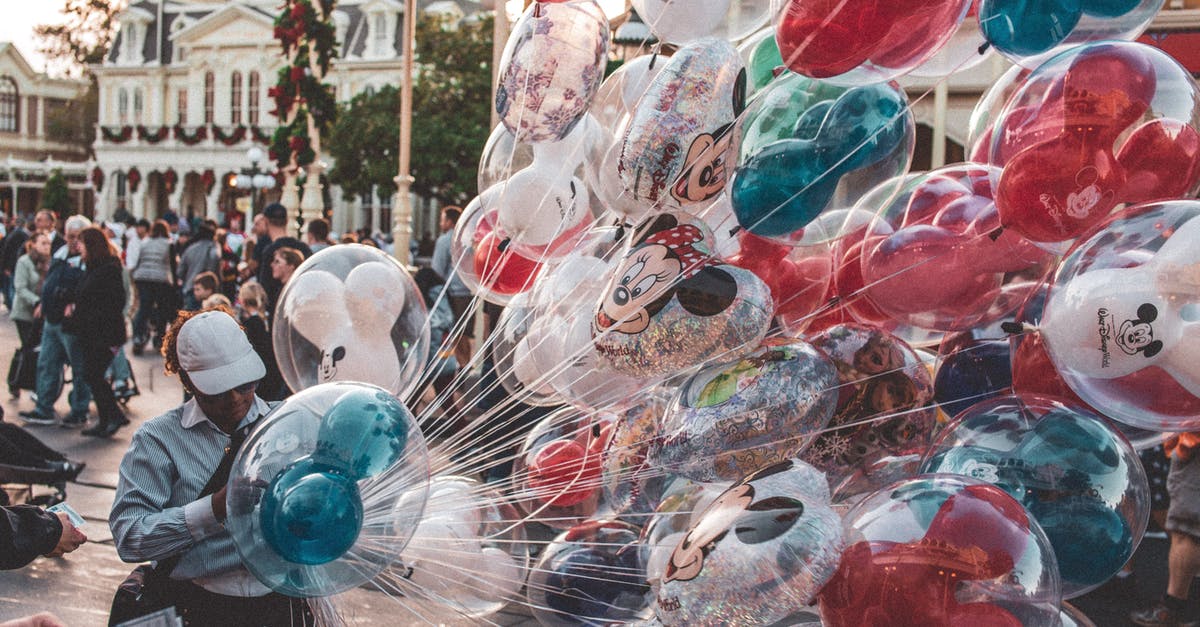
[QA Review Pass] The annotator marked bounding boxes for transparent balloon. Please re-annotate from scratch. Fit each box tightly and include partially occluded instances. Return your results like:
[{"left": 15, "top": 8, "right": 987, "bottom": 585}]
[
  {"left": 590, "top": 54, "right": 666, "bottom": 132},
  {"left": 966, "top": 64, "right": 1031, "bottom": 161},
  {"left": 495, "top": 0, "right": 609, "bottom": 143},
  {"left": 859, "top": 164, "right": 1054, "bottom": 332},
  {"left": 1040, "top": 200, "right": 1200, "bottom": 431},
  {"left": 641, "top": 478, "right": 731, "bottom": 587},
  {"left": 723, "top": 228, "right": 833, "bottom": 335},
  {"left": 451, "top": 187, "right": 543, "bottom": 306},
  {"left": 650, "top": 339, "right": 839, "bottom": 482},
  {"left": 478, "top": 119, "right": 610, "bottom": 197},
  {"left": 921, "top": 394, "right": 1150, "bottom": 598},
  {"left": 990, "top": 41, "right": 1200, "bottom": 246},
  {"left": 493, "top": 292, "right": 563, "bottom": 407},
  {"left": 739, "top": 27, "right": 784, "bottom": 97},
  {"left": 633, "top": 0, "right": 772, "bottom": 46},
  {"left": 512, "top": 409, "right": 611, "bottom": 529},
  {"left": 227, "top": 382, "right": 429, "bottom": 596},
  {"left": 654, "top": 460, "right": 841, "bottom": 627},
  {"left": 527, "top": 520, "right": 650, "bottom": 626},
  {"left": 979, "top": 0, "right": 1163, "bottom": 67},
  {"left": 728, "top": 74, "right": 915, "bottom": 243},
  {"left": 601, "top": 395, "right": 674, "bottom": 520},
  {"left": 934, "top": 330, "right": 1013, "bottom": 418},
  {"left": 386, "top": 476, "right": 529, "bottom": 619},
  {"left": 773, "top": 0, "right": 972, "bottom": 86},
  {"left": 817, "top": 474, "right": 1062, "bottom": 626},
  {"left": 273, "top": 244, "right": 429, "bottom": 398},
  {"left": 907, "top": 1, "right": 993, "bottom": 78},
  {"left": 801, "top": 324, "right": 939, "bottom": 504}
]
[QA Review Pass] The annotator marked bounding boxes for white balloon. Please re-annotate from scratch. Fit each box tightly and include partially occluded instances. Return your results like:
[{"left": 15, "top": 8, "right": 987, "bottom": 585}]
[
  {"left": 633, "top": 0, "right": 732, "bottom": 45},
  {"left": 496, "top": 166, "right": 590, "bottom": 248}
]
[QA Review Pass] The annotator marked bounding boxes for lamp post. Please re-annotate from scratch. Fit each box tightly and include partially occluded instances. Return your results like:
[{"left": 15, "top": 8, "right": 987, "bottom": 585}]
[
  {"left": 392, "top": 0, "right": 417, "bottom": 266},
  {"left": 234, "top": 146, "right": 275, "bottom": 226}
]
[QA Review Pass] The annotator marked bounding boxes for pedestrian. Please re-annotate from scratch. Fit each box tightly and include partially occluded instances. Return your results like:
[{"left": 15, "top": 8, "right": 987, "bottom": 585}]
[
  {"left": 268, "top": 247, "right": 303, "bottom": 293},
  {"left": 1, "top": 217, "right": 31, "bottom": 310},
  {"left": 20, "top": 217, "right": 91, "bottom": 427},
  {"left": 431, "top": 206, "right": 474, "bottom": 366},
  {"left": 109, "top": 307, "right": 315, "bottom": 626},
  {"left": 33, "top": 210, "right": 65, "bottom": 254},
  {"left": 189, "top": 272, "right": 219, "bottom": 311},
  {"left": 1, "top": 504, "right": 86, "bottom": 570},
  {"left": 215, "top": 229, "right": 240, "bottom": 301},
  {"left": 177, "top": 220, "right": 219, "bottom": 311},
  {"left": 9, "top": 232, "right": 51, "bottom": 399},
  {"left": 236, "top": 281, "right": 286, "bottom": 401},
  {"left": 1133, "top": 432, "right": 1200, "bottom": 626},
  {"left": 0, "top": 421, "right": 84, "bottom": 477},
  {"left": 64, "top": 227, "right": 128, "bottom": 438},
  {"left": 130, "top": 220, "right": 176, "bottom": 355},
  {"left": 255, "top": 203, "right": 310, "bottom": 317},
  {"left": 304, "top": 218, "right": 332, "bottom": 253}
]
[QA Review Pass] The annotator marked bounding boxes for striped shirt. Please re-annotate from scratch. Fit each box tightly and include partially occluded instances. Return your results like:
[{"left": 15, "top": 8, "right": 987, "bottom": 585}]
[{"left": 110, "top": 396, "right": 273, "bottom": 597}]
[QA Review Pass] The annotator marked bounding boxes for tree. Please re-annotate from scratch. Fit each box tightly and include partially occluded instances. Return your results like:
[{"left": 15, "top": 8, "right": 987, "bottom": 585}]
[
  {"left": 41, "top": 170, "right": 72, "bottom": 216},
  {"left": 326, "top": 13, "right": 493, "bottom": 207}
]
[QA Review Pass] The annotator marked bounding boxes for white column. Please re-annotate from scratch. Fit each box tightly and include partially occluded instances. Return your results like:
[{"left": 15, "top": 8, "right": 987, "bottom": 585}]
[
  {"left": 35, "top": 97, "right": 44, "bottom": 137},
  {"left": 205, "top": 183, "right": 221, "bottom": 220},
  {"left": 131, "top": 183, "right": 147, "bottom": 219}
]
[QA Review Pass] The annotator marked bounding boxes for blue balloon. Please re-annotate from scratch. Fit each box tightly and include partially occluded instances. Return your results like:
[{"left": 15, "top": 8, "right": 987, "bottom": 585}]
[
  {"left": 921, "top": 396, "right": 1149, "bottom": 597},
  {"left": 934, "top": 339, "right": 1013, "bottom": 418},
  {"left": 979, "top": 0, "right": 1081, "bottom": 58},
  {"left": 731, "top": 84, "right": 909, "bottom": 237},
  {"left": 527, "top": 522, "right": 649, "bottom": 626},
  {"left": 260, "top": 457, "right": 364, "bottom": 566},
  {"left": 1082, "top": 0, "right": 1140, "bottom": 17},
  {"left": 314, "top": 388, "right": 411, "bottom": 479}
]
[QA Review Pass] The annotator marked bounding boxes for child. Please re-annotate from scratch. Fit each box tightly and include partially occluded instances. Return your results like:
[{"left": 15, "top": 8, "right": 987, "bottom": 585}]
[{"left": 189, "top": 271, "right": 219, "bottom": 311}]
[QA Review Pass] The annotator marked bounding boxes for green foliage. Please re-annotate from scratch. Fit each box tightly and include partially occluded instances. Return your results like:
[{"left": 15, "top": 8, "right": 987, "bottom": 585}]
[
  {"left": 45, "top": 85, "right": 98, "bottom": 150},
  {"left": 34, "top": 0, "right": 124, "bottom": 76},
  {"left": 326, "top": 13, "right": 493, "bottom": 206},
  {"left": 41, "top": 170, "right": 71, "bottom": 215}
]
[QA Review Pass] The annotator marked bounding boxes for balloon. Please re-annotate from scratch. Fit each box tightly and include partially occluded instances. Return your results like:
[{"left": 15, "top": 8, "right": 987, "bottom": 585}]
[
  {"left": 273, "top": 245, "right": 429, "bottom": 397},
  {"left": 650, "top": 339, "right": 840, "bottom": 482},
  {"left": 729, "top": 79, "right": 914, "bottom": 239},
  {"left": 817, "top": 475, "right": 1062, "bottom": 626},
  {"left": 801, "top": 324, "right": 938, "bottom": 503},
  {"left": 619, "top": 38, "right": 746, "bottom": 210},
  {"left": 908, "top": 0, "right": 993, "bottom": 78},
  {"left": 527, "top": 520, "right": 649, "bottom": 626},
  {"left": 859, "top": 164, "right": 1053, "bottom": 332},
  {"left": 312, "top": 386, "right": 411, "bottom": 480},
  {"left": 633, "top": 0, "right": 772, "bottom": 46},
  {"left": 589, "top": 55, "right": 665, "bottom": 131},
  {"left": 991, "top": 42, "right": 1200, "bottom": 245},
  {"left": 774, "top": 0, "right": 971, "bottom": 85},
  {"left": 494, "top": 166, "right": 593, "bottom": 259},
  {"left": 979, "top": 0, "right": 1163, "bottom": 65},
  {"left": 601, "top": 396, "right": 674, "bottom": 519},
  {"left": 478, "top": 123, "right": 534, "bottom": 195},
  {"left": 641, "top": 478, "right": 731, "bottom": 586},
  {"left": 1039, "top": 201, "right": 1200, "bottom": 430},
  {"left": 934, "top": 332, "right": 1013, "bottom": 417},
  {"left": 922, "top": 394, "right": 1150, "bottom": 597},
  {"left": 724, "top": 229, "right": 833, "bottom": 333},
  {"left": 655, "top": 460, "right": 843, "bottom": 626},
  {"left": 452, "top": 187, "right": 544, "bottom": 306},
  {"left": 392, "top": 477, "right": 529, "bottom": 618},
  {"left": 966, "top": 64, "right": 1031, "bottom": 161},
  {"left": 227, "top": 382, "right": 429, "bottom": 597},
  {"left": 591, "top": 212, "right": 773, "bottom": 379},
  {"left": 495, "top": 0, "right": 609, "bottom": 143},
  {"left": 493, "top": 293, "right": 563, "bottom": 406},
  {"left": 259, "top": 457, "right": 362, "bottom": 566},
  {"left": 513, "top": 410, "right": 609, "bottom": 526},
  {"left": 478, "top": 116, "right": 606, "bottom": 196},
  {"left": 740, "top": 28, "right": 784, "bottom": 96}
]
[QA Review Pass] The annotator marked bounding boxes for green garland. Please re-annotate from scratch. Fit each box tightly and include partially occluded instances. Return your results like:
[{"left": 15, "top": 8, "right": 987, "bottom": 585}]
[{"left": 269, "top": 0, "right": 338, "bottom": 169}]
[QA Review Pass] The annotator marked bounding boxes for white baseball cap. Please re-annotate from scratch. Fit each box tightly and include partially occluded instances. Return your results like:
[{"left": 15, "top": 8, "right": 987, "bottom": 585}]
[{"left": 177, "top": 310, "right": 266, "bottom": 395}]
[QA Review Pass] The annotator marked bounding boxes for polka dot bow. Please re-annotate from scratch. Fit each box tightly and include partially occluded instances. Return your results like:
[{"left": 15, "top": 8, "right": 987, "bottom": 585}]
[{"left": 644, "top": 224, "right": 712, "bottom": 278}]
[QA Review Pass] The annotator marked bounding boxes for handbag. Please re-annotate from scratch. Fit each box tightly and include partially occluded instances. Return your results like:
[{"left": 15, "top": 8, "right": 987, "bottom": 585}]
[
  {"left": 108, "top": 425, "right": 252, "bottom": 626},
  {"left": 7, "top": 346, "right": 37, "bottom": 393}
]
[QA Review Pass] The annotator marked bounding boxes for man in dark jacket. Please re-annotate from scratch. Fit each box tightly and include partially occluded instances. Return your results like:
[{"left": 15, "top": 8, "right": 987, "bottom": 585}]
[
  {"left": 255, "top": 203, "right": 311, "bottom": 317},
  {"left": 1, "top": 504, "right": 86, "bottom": 569},
  {"left": 0, "top": 217, "right": 30, "bottom": 310}
]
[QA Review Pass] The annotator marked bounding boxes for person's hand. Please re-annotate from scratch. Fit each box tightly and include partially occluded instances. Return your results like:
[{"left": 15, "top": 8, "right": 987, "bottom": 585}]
[
  {"left": 211, "top": 485, "right": 228, "bottom": 523},
  {"left": 0, "top": 611, "right": 66, "bottom": 627},
  {"left": 62, "top": 303, "right": 74, "bottom": 318},
  {"left": 32, "top": 304, "right": 40, "bottom": 319},
  {"left": 45, "top": 512, "right": 86, "bottom": 557}
]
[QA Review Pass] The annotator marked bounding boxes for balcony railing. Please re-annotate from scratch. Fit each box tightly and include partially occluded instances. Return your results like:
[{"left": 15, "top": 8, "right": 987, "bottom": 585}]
[{"left": 96, "top": 124, "right": 275, "bottom": 147}]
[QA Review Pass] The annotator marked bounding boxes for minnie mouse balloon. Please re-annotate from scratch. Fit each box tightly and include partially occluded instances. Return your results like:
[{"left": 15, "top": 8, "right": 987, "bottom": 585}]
[
  {"left": 495, "top": 0, "right": 609, "bottom": 143},
  {"left": 592, "top": 212, "right": 773, "bottom": 378},
  {"left": 620, "top": 38, "right": 746, "bottom": 210},
  {"left": 650, "top": 339, "right": 839, "bottom": 482},
  {"left": 655, "top": 460, "right": 843, "bottom": 627},
  {"left": 273, "top": 245, "right": 429, "bottom": 397},
  {"left": 1040, "top": 200, "right": 1200, "bottom": 431},
  {"left": 774, "top": 0, "right": 971, "bottom": 85},
  {"left": 991, "top": 42, "right": 1200, "bottom": 246},
  {"left": 922, "top": 394, "right": 1150, "bottom": 598},
  {"left": 817, "top": 475, "right": 1061, "bottom": 626}
]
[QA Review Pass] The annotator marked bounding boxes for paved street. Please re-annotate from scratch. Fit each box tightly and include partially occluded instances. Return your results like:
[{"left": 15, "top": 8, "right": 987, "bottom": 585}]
[{"left": 0, "top": 310, "right": 1181, "bottom": 626}]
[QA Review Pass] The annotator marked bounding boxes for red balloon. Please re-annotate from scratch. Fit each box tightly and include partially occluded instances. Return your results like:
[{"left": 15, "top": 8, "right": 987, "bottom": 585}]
[
  {"left": 726, "top": 230, "right": 832, "bottom": 328},
  {"left": 1117, "top": 118, "right": 1200, "bottom": 205},
  {"left": 527, "top": 439, "right": 602, "bottom": 507},
  {"left": 473, "top": 231, "right": 543, "bottom": 296},
  {"left": 776, "top": 0, "right": 893, "bottom": 78}
]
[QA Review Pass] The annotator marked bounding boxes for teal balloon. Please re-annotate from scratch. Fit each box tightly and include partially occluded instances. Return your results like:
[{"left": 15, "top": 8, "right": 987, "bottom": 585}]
[
  {"left": 731, "top": 83, "right": 909, "bottom": 237},
  {"left": 314, "top": 388, "right": 411, "bottom": 479},
  {"left": 1082, "top": 0, "right": 1141, "bottom": 17},
  {"left": 747, "top": 35, "right": 784, "bottom": 94},
  {"left": 260, "top": 457, "right": 364, "bottom": 566},
  {"left": 979, "top": 0, "right": 1081, "bottom": 57}
]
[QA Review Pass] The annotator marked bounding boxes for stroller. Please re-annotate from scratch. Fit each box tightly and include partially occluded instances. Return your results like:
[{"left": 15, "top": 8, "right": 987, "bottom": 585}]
[{"left": 0, "top": 409, "right": 85, "bottom": 507}]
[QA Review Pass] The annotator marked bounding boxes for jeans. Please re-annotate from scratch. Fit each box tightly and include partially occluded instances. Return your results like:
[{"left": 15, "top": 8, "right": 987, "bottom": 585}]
[
  {"left": 80, "top": 340, "right": 122, "bottom": 427},
  {"left": 35, "top": 322, "right": 91, "bottom": 417},
  {"left": 107, "top": 346, "right": 132, "bottom": 383},
  {"left": 132, "top": 280, "right": 177, "bottom": 343}
]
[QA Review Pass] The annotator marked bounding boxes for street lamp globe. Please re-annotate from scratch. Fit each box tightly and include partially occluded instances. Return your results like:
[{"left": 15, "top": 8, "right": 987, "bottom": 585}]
[{"left": 247, "top": 145, "right": 266, "bottom": 165}]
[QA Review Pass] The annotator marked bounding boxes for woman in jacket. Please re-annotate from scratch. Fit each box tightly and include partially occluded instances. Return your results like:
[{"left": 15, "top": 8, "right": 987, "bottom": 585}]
[
  {"left": 9, "top": 232, "right": 51, "bottom": 397},
  {"left": 130, "top": 220, "right": 176, "bottom": 354},
  {"left": 65, "top": 227, "right": 128, "bottom": 438}
]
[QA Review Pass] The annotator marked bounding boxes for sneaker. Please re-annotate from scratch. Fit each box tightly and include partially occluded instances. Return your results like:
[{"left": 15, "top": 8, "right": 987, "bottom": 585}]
[
  {"left": 60, "top": 413, "right": 89, "bottom": 429},
  {"left": 18, "top": 410, "right": 57, "bottom": 426},
  {"left": 1131, "top": 598, "right": 1200, "bottom": 627}
]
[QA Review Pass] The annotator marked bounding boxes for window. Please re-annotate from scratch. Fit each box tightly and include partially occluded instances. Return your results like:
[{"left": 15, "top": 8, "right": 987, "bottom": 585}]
[
  {"left": 248, "top": 71, "right": 259, "bottom": 126},
  {"left": 231, "top": 71, "right": 242, "bottom": 125},
  {"left": 133, "top": 88, "right": 144, "bottom": 124},
  {"left": 373, "top": 13, "right": 389, "bottom": 57},
  {"left": 177, "top": 89, "right": 187, "bottom": 125},
  {"left": 118, "top": 88, "right": 129, "bottom": 125},
  {"left": 0, "top": 76, "right": 19, "bottom": 132},
  {"left": 204, "top": 71, "right": 214, "bottom": 125},
  {"left": 26, "top": 96, "right": 37, "bottom": 136}
]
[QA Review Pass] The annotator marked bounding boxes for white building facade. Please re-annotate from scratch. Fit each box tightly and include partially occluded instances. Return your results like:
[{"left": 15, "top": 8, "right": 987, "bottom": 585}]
[{"left": 92, "top": 0, "right": 466, "bottom": 236}]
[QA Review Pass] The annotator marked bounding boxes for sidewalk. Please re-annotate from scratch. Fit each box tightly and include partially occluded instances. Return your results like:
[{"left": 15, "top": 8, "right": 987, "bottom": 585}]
[{"left": 0, "top": 313, "right": 535, "bottom": 626}]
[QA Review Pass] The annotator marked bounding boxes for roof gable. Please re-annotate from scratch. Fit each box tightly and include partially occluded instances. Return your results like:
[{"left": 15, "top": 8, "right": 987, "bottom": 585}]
[{"left": 170, "top": 4, "right": 275, "bottom": 46}]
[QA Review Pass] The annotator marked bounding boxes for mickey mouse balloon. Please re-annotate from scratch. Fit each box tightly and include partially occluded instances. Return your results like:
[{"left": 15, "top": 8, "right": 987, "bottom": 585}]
[
  {"left": 273, "top": 245, "right": 430, "bottom": 398},
  {"left": 592, "top": 212, "right": 773, "bottom": 378}
]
